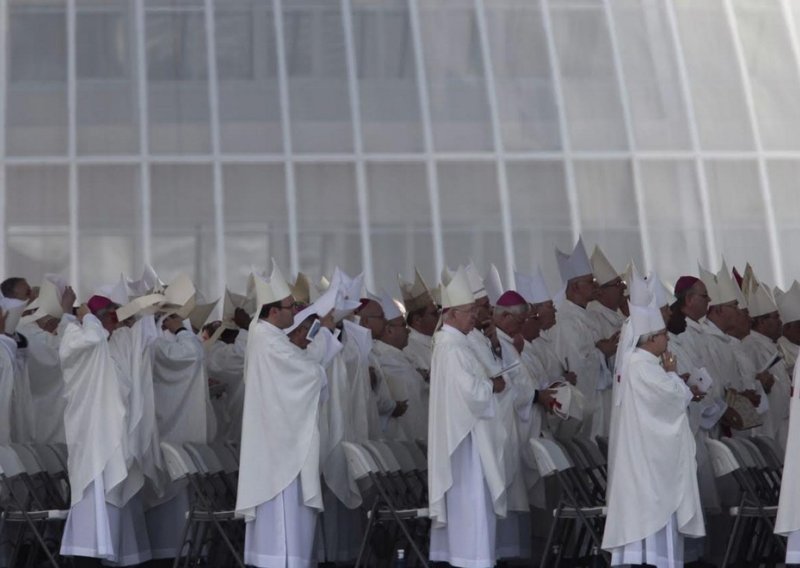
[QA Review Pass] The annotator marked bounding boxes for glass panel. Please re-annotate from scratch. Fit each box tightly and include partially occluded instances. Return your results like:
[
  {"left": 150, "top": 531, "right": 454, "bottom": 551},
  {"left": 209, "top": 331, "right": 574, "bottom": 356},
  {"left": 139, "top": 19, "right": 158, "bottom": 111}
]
[
  {"left": 295, "top": 163, "right": 361, "bottom": 280},
  {"left": 609, "top": 0, "right": 692, "bottom": 150},
  {"left": 367, "top": 162, "right": 435, "bottom": 294},
  {"left": 639, "top": 160, "right": 708, "bottom": 285},
  {"left": 736, "top": 0, "right": 800, "bottom": 151},
  {"left": 705, "top": 160, "right": 772, "bottom": 279},
  {"left": 6, "top": 3, "right": 68, "bottom": 156},
  {"left": 284, "top": 0, "right": 354, "bottom": 153},
  {"left": 5, "top": 166, "right": 71, "bottom": 283},
  {"left": 351, "top": 0, "right": 423, "bottom": 153},
  {"left": 507, "top": 161, "right": 573, "bottom": 291},
  {"left": 573, "top": 159, "right": 642, "bottom": 271},
  {"left": 550, "top": 3, "right": 627, "bottom": 150},
  {"left": 78, "top": 165, "right": 141, "bottom": 296},
  {"left": 215, "top": 0, "right": 284, "bottom": 154},
  {"left": 438, "top": 162, "right": 505, "bottom": 281},
  {"left": 674, "top": 0, "right": 753, "bottom": 150},
  {"left": 486, "top": 0, "right": 561, "bottom": 151},
  {"left": 223, "top": 164, "right": 289, "bottom": 293},
  {"left": 76, "top": 1, "right": 140, "bottom": 155},
  {"left": 145, "top": 0, "right": 212, "bottom": 154},
  {"left": 149, "top": 164, "right": 218, "bottom": 297},
  {"left": 766, "top": 160, "right": 800, "bottom": 288},
  {"left": 419, "top": 0, "right": 493, "bottom": 152}
]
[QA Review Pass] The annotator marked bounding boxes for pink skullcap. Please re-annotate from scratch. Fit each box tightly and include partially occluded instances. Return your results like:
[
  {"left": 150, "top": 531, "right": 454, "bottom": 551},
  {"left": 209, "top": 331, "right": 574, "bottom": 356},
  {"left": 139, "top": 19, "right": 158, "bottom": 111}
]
[
  {"left": 496, "top": 290, "right": 527, "bottom": 307},
  {"left": 674, "top": 276, "right": 699, "bottom": 297},
  {"left": 87, "top": 295, "right": 114, "bottom": 315},
  {"left": 732, "top": 267, "right": 743, "bottom": 289},
  {"left": 356, "top": 298, "right": 372, "bottom": 312}
]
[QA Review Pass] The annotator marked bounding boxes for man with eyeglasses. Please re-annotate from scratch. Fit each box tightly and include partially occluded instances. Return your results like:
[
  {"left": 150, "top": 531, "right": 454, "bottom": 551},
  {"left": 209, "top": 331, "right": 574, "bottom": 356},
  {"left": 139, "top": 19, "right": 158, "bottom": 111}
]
[
  {"left": 372, "top": 292, "right": 428, "bottom": 443},
  {"left": 551, "top": 238, "right": 616, "bottom": 439},
  {"left": 587, "top": 245, "right": 627, "bottom": 341},
  {"left": 358, "top": 296, "right": 404, "bottom": 440},
  {"left": 236, "top": 266, "right": 328, "bottom": 568},
  {"left": 429, "top": 266, "right": 507, "bottom": 568},
  {"left": 399, "top": 269, "right": 439, "bottom": 380},
  {"left": 741, "top": 281, "right": 790, "bottom": 451}
]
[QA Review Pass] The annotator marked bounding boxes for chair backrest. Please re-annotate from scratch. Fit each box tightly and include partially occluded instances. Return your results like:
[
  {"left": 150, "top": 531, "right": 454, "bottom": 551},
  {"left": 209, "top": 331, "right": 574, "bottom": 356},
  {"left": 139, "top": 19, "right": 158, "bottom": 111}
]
[
  {"left": 530, "top": 438, "right": 571, "bottom": 478},
  {"left": 706, "top": 439, "right": 740, "bottom": 478},
  {"left": 573, "top": 436, "right": 607, "bottom": 468},
  {"left": 10, "top": 444, "right": 45, "bottom": 475},
  {"left": 30, "top": 444, "right": 66, "bottom": 476},
  {"left": 722, "top": 438, "right": 756, "bottom": 468},
  {"left": 0, "top": 445, "right": 25, "bottom": 478},
  {"left": 752, "top": 435, "right": 784, "bottom": 469},
  {"left": 382, "top": 441, "right": 417, "bottom": 474},
  {"left": 362, "top": 441, "right": 400, "bottom": 474},
  {"left": 184, "top": 443, "right": 225, "bottom": 475},
  {"left": 595, "top": 435, "right": 609, "bottom": 459},
  {"left": 341, "top": 442, "right": 378, "bottom": 481},
  {"left": 210, "top": 442, "right": 239, "bottom": 474},
  {"left": 738, "top": 438, "right": 768, "bottom": 469},
  {"left": 401, "top": 440, "right": 427, "bottom": 471},
  {"left": 160, "top": 442, "right": 197, "bottom": 482}
]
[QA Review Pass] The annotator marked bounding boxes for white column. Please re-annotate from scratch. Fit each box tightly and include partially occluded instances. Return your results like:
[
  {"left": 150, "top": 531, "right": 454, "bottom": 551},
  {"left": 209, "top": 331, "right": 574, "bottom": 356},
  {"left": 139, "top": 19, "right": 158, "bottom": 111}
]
[
  {"left": 134, "top": 0, "right": 152, "bottom": 268},
  {"left": 67, "top": 0, "right": 79, "bottom": 292},
  {"left": 272, "top": 0, "right": 299, "bottom": 276},
  {"left": 723, "top": 0, "right": 783, "bottom": 286},
  {"left": 540, "top": 0, "right": 582, "bottom": 243},
  {"left": 601, "top": 0, "right": 653, "bottom": 272},
  {"left": 203, "top": 0, "right": 226, "bottom": 301},
  {"left": 474, "top": 0, "right": 516, "bottom": 284},
  {"left": 408, "top": 0, "right": 445, "bottom": 279},
  {"left": 341, "top": 0, "right": 374, "bottom": 290},
  {"left": 0, "top": 0, "right": 7, "bottom": 277},
  {"left": 664, "top": 0, "right": 718, "bottom": 267}
]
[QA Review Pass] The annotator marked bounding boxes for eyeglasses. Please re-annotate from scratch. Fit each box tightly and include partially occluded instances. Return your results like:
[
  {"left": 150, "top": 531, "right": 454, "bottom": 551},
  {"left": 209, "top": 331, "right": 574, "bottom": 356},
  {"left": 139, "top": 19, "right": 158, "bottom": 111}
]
[
  {"left": 600, "top": 280, "right": 625, "bottom": 289},
  {"left": 276, "top": 303, "right": 294, "bottom": 311},
  {"left": 387, "top": 321, "right": 407, "bottom": 329}
]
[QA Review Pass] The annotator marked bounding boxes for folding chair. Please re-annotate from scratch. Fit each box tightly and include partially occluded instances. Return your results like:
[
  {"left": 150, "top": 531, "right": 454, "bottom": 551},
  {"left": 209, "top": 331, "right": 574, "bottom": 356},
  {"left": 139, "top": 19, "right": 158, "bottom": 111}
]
[
  {"left": 752, "top": 435, "right": 784, "bottom": 472},
  {"left": 341, "top": 442, "right": 429, "bottom": 568},
  {"left": 29, "top": 445, "right": 70, "bottom": 509},
  {"left": 362, "top": 441, "right": 412, "bottom": 508},
  {"left": 706, "top": 438, "right": 784, "bottom": 566},
  {"left": 594, "top": 435, "right": 609, "bottom": 461},
  {"left": 379, "top": 441, "right": 426, "bottom": 507},
  {"left": 0, "top": 445, "right": 68, "bottom": 568},
  {"left": 529, "top": 438, "right": 608, "bottom": 568},
  {"left": 160, "top": 442, "right": 244, "bottom": 568}
]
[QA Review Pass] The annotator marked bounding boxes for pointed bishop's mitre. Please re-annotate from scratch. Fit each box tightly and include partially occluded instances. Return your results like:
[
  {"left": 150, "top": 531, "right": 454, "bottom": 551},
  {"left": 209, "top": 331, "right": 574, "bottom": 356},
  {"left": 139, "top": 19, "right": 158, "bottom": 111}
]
[
  {"left": 778, "top": 281, "right": 800, "bottom": 324},
  {"left": 398, "top": 268, "right": 433, "bottom": 313},
  {"left": 590, "top": 245, "right": 619, "bottom": 286},
  {"left": 485, "top": 264, "right": 504, "bottom": 305},
  {"left": 291, "top": 272, "right": 311, "bottom": 305},
  {"left": 747, "top": 282, "right": 778, "bottom": 318},
  {"left": 555, "top": 237, "right": 592, "bottom": 284},
  {"left": 515, "top": 265, "right": 551, "bottom": 305},
  {"left": 253, "top": 259, "right": 292, "bottom": 309},
  {"left": 441, "top": 266, "right": 474, "bottom": 309},
  {"left": 465, "top": 262, "right": 487, "bottom": 300}
]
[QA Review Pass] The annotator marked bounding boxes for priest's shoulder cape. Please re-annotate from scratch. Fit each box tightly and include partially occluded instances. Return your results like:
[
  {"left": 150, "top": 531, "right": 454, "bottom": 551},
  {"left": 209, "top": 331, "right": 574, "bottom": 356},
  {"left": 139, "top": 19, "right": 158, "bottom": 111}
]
[
  {"left": 602, "top": 348, "right": 704, "bottom": 551},
  {"left": 235, "top": 320, "right": 326, "bottom": 522}
]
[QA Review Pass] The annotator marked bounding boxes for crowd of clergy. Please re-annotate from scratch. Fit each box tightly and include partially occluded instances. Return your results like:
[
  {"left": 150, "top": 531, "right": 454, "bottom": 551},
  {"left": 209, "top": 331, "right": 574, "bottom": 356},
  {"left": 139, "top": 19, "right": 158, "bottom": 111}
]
[{"left": 2, "top": 236, "right": 800, "bottom": 568}]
